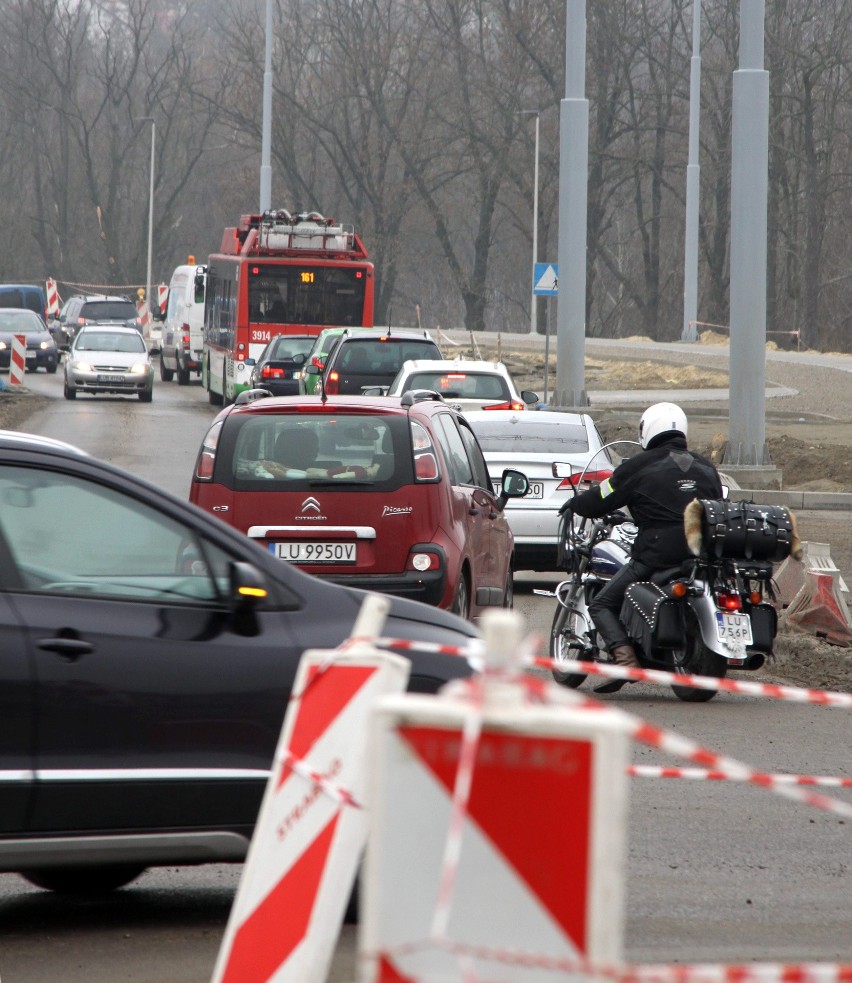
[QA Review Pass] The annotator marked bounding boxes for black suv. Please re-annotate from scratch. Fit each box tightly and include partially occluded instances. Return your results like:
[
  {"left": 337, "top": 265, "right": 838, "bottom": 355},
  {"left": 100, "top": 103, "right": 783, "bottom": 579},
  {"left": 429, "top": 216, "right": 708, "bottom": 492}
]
[
  {"left": 0, "top": 430, "right": 477, "bottom": 894},
  {"left": 55, "top": 294, "right": 142, "bottom": 348},
  {"left": 320, "top": 329, "right": 443, "bottom": 395}
]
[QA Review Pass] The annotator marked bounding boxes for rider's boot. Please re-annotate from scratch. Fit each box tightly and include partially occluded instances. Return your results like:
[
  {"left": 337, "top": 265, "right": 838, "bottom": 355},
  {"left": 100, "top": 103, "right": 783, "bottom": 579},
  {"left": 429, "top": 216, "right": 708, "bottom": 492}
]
[{"left": 594, "top": 644, "right": 640, "bottom": 694}]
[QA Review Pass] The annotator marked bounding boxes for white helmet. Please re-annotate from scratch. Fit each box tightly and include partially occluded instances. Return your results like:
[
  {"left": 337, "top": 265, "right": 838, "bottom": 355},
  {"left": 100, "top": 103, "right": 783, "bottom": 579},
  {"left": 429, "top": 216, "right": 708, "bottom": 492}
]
[{"left": 638, "top": 402, "right": 688, "bottom": 449}]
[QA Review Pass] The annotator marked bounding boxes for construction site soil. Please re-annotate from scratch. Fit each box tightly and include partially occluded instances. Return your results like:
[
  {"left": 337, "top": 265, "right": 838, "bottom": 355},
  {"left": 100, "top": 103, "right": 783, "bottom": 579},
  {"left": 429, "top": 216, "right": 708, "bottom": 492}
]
[{"left": 2, "top": 343, "right": 851, "bottom": 692}]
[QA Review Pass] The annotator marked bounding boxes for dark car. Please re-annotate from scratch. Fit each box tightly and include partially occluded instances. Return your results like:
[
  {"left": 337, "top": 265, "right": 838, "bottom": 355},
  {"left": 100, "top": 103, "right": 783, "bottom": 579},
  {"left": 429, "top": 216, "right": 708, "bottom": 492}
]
[
  {"left": 190, "top": 390, "right": 530, "bottom": 618},
  {"left": 248, "top": 333, "right": 316, "bottom": 396},
  {"left": 0, "top": 284, "right": 48, "bottom": 324},
  {"left": 55, "top": 294, "right": 142, "bottom": 347},
  {"left": 0, "top": 430, "right": 478, "bottom": 894},
  {"left": 0, "top": 309, "right": 59, "bottom": 373},
  {"left": 320, "top": 329, "right": 443, "bottom": 395}
]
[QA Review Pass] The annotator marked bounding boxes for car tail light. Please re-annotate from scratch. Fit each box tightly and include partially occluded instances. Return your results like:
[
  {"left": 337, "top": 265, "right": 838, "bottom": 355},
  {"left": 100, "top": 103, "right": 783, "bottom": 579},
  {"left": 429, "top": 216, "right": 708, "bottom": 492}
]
[
  {"left": 411, "top": 421, "right": 440, "bottom": 482},
  {"left": 261, "top": 365, "right": 285, "bottom": 379},
  {"left": 194, "top": 421, "right": 223, "bottom": 481},
  {"left": 715, "top": 591, "right": 742, "bottom": 611},
  {"left": 556, "top": 468, "right": 614, "bottom": 490},
  {"left": 326, "top": 371, "right": 339, "bottom": 394},
  {"left": 406, "top": 550, "right": 442, "bottom": 572},
  {"left": 484, "top": 401, "right": 525, "bottom": 411}
]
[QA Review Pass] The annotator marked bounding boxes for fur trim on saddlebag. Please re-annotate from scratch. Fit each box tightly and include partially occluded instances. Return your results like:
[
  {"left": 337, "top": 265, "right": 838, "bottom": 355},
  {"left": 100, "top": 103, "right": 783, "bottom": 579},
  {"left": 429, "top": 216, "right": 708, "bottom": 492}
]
[{"left": 683, "top": 498, "right": 802, "bottom": 563}]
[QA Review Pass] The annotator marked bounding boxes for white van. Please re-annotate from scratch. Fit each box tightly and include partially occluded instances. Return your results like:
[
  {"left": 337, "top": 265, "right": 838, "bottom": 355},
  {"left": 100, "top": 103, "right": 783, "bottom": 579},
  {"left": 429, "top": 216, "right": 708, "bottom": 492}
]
[{"left": 159, "top": 259, "right": 206, "bottom": 385}]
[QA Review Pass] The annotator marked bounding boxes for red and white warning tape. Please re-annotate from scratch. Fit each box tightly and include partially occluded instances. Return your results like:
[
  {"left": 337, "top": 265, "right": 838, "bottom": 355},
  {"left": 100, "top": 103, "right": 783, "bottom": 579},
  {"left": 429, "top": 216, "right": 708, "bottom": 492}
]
[
  {"left": 530, "top": 655, "right": 852, "bottom": 709},
  {"left": 628, "top": 765, "right": 852, "bottom": 789},
  {"left": 376, "top": 938, "right": 852, "bottom": 983},
  {"left": 279, "top": 750, "right": 362, "bottom": 810}
]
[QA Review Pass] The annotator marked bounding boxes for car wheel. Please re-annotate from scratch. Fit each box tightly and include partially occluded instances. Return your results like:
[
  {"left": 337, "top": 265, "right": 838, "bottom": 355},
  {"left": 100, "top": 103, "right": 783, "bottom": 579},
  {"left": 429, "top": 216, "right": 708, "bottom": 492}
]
[
  {"left": 139, "top": 386, "right": 153, "bottom": 403},
  {"left": 63, "top": 378, "right": 76, "bottom": 400},
  {"left": 502, "top": 565, "right": 514, "bottom": 609},
  {"left": 47, "top": 362, "right": 58, "bottom": 375},
  {"left": 177, "top": 362, "right": 190, "bottom": 386},
  {"left": 20, "top": 864, "right": 147, "bottom": 894},
  {"left": 159, "top": 357, "right": 174, "bottom": 382},
  {"left": 451, "top": 572, "right": 470, "bottom": 619},
  {"left": 206, "top": 359, "right": 223, "bottom": 405}
]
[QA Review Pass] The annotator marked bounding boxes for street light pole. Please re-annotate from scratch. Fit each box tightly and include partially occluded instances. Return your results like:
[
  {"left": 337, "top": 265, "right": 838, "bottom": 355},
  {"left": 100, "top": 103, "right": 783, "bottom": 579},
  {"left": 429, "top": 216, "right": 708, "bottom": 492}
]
[
  {"left": 517, "top": 110, "right": 540, "bottom": 335},
  {"left": 139, "top": 117, "right": 155, "bottom": 324},
  {"left": 259, "top": 0, "right": 273, "bottom": 211}
]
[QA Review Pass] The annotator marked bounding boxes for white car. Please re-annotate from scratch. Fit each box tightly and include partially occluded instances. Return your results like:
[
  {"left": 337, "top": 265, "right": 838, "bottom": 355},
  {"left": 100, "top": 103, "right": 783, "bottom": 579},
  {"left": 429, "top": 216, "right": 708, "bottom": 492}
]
[
  {"left": 64, "top": 324, "right": 154, "bottom": 402},
  {"left": 385, "top": 358, "right": 539, "bottom": 412},
  {"left": 465, "top": 410, "right": 615, "bottom": 571}
]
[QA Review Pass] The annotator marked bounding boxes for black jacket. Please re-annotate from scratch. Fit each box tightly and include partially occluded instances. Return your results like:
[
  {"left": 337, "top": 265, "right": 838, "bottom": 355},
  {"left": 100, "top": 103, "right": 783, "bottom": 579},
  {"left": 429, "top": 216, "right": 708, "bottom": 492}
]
[{"left": 570, "top": 433, "right": 723, "bottom": 568}]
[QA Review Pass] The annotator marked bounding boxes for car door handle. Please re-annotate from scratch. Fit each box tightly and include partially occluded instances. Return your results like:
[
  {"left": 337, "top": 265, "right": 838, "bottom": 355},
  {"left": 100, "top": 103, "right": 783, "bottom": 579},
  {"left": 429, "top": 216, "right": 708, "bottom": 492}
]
[
  {"left": 468, "top": 507, "right": 480, "bottom": 516},
  {"left": 37, "top": 637, "right": 94, "bottom": 660}
]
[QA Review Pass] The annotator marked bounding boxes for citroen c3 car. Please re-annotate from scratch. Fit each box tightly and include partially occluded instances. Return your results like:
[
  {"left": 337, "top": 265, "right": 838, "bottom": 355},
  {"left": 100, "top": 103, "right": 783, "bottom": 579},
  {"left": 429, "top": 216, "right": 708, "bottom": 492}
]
[{"left": 189, "top": 390, "right": 530, "bottom": 618}]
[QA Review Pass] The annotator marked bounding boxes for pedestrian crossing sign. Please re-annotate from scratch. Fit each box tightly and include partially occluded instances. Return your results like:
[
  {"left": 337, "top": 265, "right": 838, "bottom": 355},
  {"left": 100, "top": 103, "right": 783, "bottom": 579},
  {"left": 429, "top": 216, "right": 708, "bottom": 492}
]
[{"left": 534, "top": 263, "right": 558, "bottom": 296}]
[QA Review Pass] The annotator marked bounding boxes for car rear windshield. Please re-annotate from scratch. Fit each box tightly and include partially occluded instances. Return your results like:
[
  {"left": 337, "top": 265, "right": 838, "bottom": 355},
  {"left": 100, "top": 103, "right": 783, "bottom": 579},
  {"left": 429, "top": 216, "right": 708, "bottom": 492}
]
[
  {"left": 334, "top": 339, "right": 441, "bottom": 378},
  {"left": 218, "top": 413, "right": 413, "bottom": 490},
  {"left": 406, "top": 371, "right": 509, "bottom": 401},
  {"left": 81, "top": 301, "right": 138, "bottom": 321},
  {"left": 0, "top": 289, "right": 43, "bottom": 317},
  {"left": 470, "top": 420, "right": 590, "bottom": 453},
  {"left": 267, "top": 335, "right": 316, "bottom": 361}
]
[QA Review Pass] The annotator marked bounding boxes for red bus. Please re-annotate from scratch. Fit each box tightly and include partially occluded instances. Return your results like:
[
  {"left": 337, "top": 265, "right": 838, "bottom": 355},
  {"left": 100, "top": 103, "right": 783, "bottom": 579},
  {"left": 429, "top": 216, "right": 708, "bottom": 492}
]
[{"left": 201, "top": 209, "right": 374, "bottom": 404}]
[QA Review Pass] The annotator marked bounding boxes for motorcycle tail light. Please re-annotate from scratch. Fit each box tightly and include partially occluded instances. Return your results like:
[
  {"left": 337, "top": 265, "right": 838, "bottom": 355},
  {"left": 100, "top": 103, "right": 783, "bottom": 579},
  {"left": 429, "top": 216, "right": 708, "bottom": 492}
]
[
  {"left": 716, "top": 591, "right": 742, "bottom": 611},
  {"left": 671, "top": 581, "right": 688, "bottom": 599}
]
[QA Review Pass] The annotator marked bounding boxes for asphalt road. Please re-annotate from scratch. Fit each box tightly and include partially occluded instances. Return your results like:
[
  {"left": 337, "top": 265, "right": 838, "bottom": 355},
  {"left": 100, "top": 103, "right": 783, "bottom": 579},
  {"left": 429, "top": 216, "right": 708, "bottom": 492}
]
[{"left": 0, "top": 367, "right": 849, "bottom": 981}]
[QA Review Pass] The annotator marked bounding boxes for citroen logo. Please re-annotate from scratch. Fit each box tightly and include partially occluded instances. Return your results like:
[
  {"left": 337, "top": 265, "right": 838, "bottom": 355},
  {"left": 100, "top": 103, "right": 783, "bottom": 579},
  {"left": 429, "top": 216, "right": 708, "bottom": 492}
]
[{"left": 301, "top": 497, "right": 321, "bottom": 514}]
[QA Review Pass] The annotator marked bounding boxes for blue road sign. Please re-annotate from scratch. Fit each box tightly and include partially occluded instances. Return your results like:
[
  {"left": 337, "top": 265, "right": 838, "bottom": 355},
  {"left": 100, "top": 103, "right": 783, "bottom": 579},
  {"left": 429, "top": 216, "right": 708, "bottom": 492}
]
[{"left": 533, "top": 262, "right": 558, "bottom": 296}]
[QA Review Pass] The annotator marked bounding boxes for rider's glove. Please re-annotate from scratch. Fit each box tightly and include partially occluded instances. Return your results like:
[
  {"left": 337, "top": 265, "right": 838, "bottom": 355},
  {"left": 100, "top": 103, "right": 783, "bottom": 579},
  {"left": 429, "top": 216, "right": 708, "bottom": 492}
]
[{"left": 558, "top": 500, "right": 574, "bottom": 517}]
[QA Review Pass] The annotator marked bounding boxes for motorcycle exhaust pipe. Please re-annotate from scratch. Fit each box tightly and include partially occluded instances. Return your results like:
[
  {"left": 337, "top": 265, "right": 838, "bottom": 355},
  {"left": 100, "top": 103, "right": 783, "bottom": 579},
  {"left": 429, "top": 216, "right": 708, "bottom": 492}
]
[{"left": 743, "top": 652, "right": 766, "bottom": 670}]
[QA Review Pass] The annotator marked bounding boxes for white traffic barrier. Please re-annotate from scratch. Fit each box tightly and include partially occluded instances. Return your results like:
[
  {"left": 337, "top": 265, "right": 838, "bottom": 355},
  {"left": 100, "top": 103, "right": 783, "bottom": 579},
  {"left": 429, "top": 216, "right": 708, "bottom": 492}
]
[
  {"left": 211, "top": 594, "right": 410, "bottom": 983},
  {"left": 45, "top": 277, "right": 60, "bottom": 316},
  {"left": 359, "top": 610, "right": 631, "bottom": 983},
  {"left": 9, "top": 334, "right": 26, "bottom": 386},
  {"left": 157, "top": 282, "right": 168, "bottom": 317}
]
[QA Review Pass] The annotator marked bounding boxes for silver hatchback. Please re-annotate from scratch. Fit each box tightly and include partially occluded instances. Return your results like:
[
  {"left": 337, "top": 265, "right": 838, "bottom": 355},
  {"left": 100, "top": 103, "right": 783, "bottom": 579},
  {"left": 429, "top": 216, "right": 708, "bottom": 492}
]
[{"left": 64, "top": 324, "right": 154, "bottom": 402}]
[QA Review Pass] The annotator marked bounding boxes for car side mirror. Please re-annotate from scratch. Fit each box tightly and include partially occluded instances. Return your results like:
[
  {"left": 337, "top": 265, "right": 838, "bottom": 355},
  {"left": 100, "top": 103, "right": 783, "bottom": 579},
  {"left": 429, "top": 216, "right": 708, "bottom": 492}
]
[
  {"left": 228, "top": 561, "right": 269, "bottom": 635},
  {"left": 245, "top": 357, "right": 256, "bottom": 366},
  {"left": 361, "top": 386, "right": 384, "bottom": 396},
  {"left": 304, "top": 364, "right": 320, "bottom": 376},
  {"left": 497, "top": 467, "right": 530, "bottom": 510},
  {"left": 521, "top": 390, "right": 540, "bottom": 405}
]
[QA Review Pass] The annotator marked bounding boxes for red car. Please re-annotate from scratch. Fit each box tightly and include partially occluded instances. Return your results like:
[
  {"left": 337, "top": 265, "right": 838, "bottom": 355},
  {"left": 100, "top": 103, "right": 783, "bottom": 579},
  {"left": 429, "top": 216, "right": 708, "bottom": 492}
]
[{"left": 189, "top": 391, "right": 529, "bottom": 618}]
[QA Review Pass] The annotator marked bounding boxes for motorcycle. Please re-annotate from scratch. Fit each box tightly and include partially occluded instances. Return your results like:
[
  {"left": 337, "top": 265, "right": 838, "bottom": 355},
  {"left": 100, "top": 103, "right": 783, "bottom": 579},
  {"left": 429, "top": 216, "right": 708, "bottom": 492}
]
[{"left": 536, "top": 453, "right": 794, "bottom": 702}]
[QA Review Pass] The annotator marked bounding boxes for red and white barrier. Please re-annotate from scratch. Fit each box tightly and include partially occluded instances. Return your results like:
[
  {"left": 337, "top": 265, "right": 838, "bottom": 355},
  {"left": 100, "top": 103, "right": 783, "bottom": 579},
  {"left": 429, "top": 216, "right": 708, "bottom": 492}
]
[
  {"left": 157, "top": 282, "right": 168, "bottom": 317},
  {"left": 211, "top": 594, "right": 410, "bottom": 983},
  {"left": 628, "top": 764, "right": 852, "bottom": 789},
  {"left": 9, "top": 334, "right": 26, "bottom": 385},
  {"left": 530, "top": 655, "right": 852, "bottom": 709},
  {"left": 136, "top": 298, "right": 150, "bottom": 335},
  {"left": 45, "top": 277, "right": 60, "bottom": 316},
  {"left": 359, "top": 611, "right": 632, "bottom": 983},
  {"left": 784, "top": 571, "right": 852, "bottom": 647}
]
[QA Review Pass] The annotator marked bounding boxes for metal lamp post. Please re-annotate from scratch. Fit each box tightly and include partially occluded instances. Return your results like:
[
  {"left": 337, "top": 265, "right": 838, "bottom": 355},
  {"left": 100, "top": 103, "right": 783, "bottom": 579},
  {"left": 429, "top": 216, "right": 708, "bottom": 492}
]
[
  {"left": 260, "top": 0, "right": 273, "bottom": 212},
  {"left": 139, "top": 117, "right": 155, "bottom": 320},
  {"left": 517, "top": 110, "right": 541, "bottom": 335}
]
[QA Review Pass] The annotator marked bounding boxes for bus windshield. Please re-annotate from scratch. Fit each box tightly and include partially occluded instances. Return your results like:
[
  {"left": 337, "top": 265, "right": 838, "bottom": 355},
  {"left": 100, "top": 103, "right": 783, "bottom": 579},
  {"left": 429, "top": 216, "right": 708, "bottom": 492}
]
[{"left": 248, "top": 264, "right": 367, "bottom": 326}]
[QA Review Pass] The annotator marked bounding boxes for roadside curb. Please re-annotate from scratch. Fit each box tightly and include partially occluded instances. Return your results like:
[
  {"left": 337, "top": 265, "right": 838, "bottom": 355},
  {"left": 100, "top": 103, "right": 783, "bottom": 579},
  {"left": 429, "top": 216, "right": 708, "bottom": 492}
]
[{"left": 734, "top": 489, "right": 852, "bottom": 512}]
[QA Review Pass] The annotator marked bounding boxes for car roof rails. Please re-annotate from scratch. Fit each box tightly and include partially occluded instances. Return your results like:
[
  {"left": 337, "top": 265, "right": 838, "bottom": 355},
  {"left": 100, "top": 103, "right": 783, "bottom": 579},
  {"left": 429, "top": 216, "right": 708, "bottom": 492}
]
[
  {"left": 235, "top": 388, "right": 274, "bottom": 405},
  {"left": 401, "top": 389, "right": 446, "bottom": 407}
]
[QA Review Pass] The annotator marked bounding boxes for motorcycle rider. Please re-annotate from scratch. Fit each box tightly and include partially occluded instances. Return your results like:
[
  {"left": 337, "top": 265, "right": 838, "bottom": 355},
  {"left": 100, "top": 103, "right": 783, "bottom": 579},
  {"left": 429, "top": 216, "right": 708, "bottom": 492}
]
[{"left": 564, "top": 402, "right": 723, "bottom": 693}]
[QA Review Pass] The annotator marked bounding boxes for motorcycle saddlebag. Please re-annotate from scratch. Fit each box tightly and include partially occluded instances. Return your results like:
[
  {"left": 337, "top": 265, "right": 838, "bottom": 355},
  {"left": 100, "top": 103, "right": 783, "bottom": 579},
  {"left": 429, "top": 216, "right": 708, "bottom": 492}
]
[
  {"left": 621, "top": 582, "right": 683, "bottom": 653},
  {"left": 687, "top": 499, "right": 800, "bottom": 563}
]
